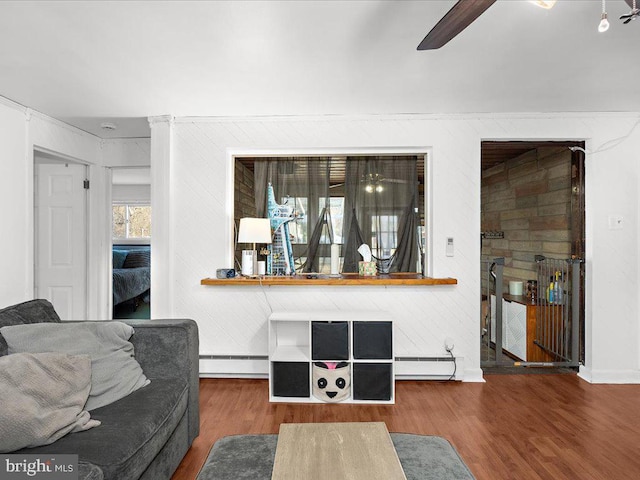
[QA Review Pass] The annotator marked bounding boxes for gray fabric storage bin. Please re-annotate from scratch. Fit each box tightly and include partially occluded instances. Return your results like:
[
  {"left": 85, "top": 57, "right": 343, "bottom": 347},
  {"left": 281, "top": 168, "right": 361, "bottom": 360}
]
[{"left": 312, "top": 321, "right": 349, "bottom": 360}]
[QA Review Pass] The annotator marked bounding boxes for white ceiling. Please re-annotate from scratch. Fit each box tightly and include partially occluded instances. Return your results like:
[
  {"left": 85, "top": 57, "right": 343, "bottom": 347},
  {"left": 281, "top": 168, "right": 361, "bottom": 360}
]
[{"left": 1, "top": 1, "right": 639, "bottom": 138}]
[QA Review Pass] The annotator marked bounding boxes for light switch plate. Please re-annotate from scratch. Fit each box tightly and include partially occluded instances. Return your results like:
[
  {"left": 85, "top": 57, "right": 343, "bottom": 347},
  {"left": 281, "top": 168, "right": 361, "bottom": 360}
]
[{"left": 446, "top": 237, "right": 454, "bottom": 257}]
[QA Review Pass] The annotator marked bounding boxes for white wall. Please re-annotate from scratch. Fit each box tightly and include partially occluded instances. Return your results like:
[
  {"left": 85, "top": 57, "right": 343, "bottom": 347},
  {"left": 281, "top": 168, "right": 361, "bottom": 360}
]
[
  {"left": 0, "top": 98, "right": 107, "bottom": 316},
  {"left": 2, "top": 99, "right": 637, "bottom": 382},
  {"left": 28, "top": 111, "right": 107, "bottom": 318},
  {"left": 0, "top": 99, "right": 150, "bottom": 320},
  {"left": 583, "top": 117, "right": 640, "bottom": 383},
  {"left": 0, "top": 98, "right": 30, "bottom": 305},
  {"left": 102, "top": 138, "right": 150, "bottom": 167},
  {"left": 112, "top": 184, "right": 151, "bottom": 203},
  {"left": 150, "top": 113, "right": 640, "bottom": 383}
]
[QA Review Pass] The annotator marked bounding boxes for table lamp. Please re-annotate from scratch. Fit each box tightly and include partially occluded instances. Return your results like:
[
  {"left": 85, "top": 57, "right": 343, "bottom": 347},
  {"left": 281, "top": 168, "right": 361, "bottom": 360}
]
[{"left": 238, "top": 217, "right": 272, "bottom": 276}]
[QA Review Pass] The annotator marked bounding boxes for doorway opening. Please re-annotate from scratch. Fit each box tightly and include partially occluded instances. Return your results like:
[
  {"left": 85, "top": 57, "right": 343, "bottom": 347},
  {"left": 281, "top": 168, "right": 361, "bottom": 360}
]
[
  {"left": 111, "top": 167, "right": 151, "bottom": 320},
  {"left": 480, "top": 141, "right": 585, "bottom": 374},
  {"left": 34, "top": 150, "right": 88, "bottom": 320}
]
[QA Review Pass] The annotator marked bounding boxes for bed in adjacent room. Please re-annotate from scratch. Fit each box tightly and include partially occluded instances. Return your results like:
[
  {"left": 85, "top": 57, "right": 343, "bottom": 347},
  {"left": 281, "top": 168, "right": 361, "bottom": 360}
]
[{"left": 112, "top": 246, "right": 150, "bottom": 308}]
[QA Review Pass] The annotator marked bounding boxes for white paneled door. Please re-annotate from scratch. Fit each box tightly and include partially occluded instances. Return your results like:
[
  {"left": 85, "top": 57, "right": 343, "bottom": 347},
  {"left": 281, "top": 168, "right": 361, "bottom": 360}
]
[{"left": 35, "top": 161, "right": 87, "bottom": 320}]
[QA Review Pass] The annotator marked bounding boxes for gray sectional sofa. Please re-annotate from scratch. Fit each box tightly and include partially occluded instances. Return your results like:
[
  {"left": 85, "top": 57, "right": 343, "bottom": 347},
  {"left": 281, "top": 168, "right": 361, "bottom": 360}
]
[{"left": 0, "top": 299, "right": 199, "bottom": 480}]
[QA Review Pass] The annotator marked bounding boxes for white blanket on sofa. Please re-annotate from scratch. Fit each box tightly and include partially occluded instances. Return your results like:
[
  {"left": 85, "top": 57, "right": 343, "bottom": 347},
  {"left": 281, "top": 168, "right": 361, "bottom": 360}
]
[{"left": 0, "top": 352, "right": 100, "bottom": 453}]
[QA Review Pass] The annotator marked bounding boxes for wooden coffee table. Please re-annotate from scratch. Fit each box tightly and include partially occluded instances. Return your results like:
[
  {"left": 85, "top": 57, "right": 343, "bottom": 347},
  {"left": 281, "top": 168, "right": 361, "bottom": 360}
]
[{"left": 271, "top": 422, "right": 406, "bottom": 480}]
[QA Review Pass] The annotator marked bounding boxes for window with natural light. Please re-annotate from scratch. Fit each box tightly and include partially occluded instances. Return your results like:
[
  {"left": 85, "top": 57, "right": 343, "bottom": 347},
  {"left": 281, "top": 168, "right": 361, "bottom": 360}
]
[
  {"left": 234, "top": 155, "right": 425, "bottom": 274},
  {"left": 371, "top": 214, "right": 398, "bottom": 258},
  {"left": 113, "top": 204, "right": 151, "bottom": 240}
]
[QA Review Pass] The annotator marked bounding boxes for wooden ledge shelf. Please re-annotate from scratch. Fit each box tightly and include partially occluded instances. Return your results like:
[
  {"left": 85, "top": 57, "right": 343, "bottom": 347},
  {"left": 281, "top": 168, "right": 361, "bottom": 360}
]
[{"left": 201, "top": 273, "right": 457, "bottom": 286}]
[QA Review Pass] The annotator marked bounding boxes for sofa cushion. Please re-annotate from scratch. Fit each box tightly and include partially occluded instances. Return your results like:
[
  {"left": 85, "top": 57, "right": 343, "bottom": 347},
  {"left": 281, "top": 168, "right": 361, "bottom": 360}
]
[
  {"left": 0, "top": 299, "right": 61, "bottom": 356},
  {"left": 122, "top": 249, "right": 150, "bottom": 269},
  {"left": 78, "top": 462, "right": 104, "bottom": 480},
  {"left": 0, "top": 352, "right": 100, "bottom": 453},
  {"left": 1, "top": 321, "right": 150, "bottom": 410},
  {"left": 19, "top": 379, "right": 189, "bottom": 480}
]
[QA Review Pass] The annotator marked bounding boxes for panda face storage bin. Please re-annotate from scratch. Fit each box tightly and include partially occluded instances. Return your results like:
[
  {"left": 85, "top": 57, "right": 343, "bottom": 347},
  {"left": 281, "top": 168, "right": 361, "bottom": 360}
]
[{"left": 312, "top": 361, "right": 351, "bottom": 402}]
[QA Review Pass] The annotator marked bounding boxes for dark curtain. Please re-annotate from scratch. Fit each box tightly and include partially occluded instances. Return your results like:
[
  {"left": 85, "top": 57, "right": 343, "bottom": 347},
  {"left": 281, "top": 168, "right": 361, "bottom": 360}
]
[
  {"left": 342, "top": 157, "right": 419, "bottom": 273},
  {"left": 254, "top": 158, "right": 331, "bottom": 274},
  {"left": 254, "top": 156, "right": 419, "bottom": 275},
  {"left": 301, "top": 160, "right": 332, "bottom": 272},
  {"left": 389, "top": 198, "right": 419, "bottom": 273},
  {"left": 341, "top": 209, "right": 366, "bottom": 273},
  {"left": 301, "top": 206, "right": 330, "bottom": 272},
  {"left": 254, "top": 160, "right": 297, "bottom": 218}
]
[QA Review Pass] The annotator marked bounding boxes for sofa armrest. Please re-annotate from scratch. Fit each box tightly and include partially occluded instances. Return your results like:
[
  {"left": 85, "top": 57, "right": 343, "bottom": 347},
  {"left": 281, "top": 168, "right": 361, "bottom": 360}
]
[{"left": 123, "top": 318, "right": 199, "bottom": 444}]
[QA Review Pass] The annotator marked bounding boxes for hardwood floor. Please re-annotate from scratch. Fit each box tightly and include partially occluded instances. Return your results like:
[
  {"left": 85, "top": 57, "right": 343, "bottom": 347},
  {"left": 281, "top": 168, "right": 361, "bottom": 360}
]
[{"left": 172, "top": 375, "right": 640, "bottom": 480}]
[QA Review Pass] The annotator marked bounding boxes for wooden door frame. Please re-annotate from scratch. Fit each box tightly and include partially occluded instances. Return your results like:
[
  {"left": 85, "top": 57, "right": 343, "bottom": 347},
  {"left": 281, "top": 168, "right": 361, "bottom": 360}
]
[{"left": 570, "top": 145, "right": 586, "bottom": 364}]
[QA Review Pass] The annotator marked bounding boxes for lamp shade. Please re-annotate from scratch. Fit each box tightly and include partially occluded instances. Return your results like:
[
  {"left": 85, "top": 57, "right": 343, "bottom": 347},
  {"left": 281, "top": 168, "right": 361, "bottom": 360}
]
[{"left": 238, "top": 218, "right": 272, "bottom": 244}]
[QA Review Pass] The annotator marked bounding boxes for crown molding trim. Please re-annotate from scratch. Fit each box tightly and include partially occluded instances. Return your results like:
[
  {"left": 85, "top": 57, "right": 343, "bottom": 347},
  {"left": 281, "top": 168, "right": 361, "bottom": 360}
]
[
  {"left": 0, "top": 95, "right": 28, "bottom": 114},
  {"left": 170, "top": 111, "right": 640, "bottom": 125},
  {"left": 148, "top": 115, "right": 175, "bottom": 128}
]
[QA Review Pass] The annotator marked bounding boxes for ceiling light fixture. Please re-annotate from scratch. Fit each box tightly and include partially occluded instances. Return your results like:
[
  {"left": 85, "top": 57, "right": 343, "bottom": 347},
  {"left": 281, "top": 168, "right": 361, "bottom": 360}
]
[
  {"left": 363, "top": 173, "right": 385, "bottom": 194},
  {"left": 530, "top": 0, "right": 556, "bottom": 9},
  {"left": 599, "top": 0, "right": 610, "bottom": 32}
]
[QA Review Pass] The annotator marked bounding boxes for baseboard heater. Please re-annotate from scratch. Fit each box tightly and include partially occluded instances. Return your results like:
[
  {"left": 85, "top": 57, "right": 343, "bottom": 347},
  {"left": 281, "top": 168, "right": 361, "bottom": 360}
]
[
  {"left": 199, "top": 355, "right": 269, "bottom": 378},
  {"left": 198, "top": 355, "right": 454, "bottom": 362},
  {"left": 199, "top": 355, "right": 459, "bottom": 380},
  {"left": 199, "top": 355, "right": 268, "bottom": 360},
  {"left": 395, "top": 356, "right": 454, "bottom": 362},
  {"left": 395, "top": 356, "right": 459, "bottom": 380}
]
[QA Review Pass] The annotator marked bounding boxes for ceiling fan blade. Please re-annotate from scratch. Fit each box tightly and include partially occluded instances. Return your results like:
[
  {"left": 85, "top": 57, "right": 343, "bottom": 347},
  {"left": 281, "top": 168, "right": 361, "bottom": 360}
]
[
  {"left": 382, "top": 178, "right": 410, "bottom": 184},
  {"left": 417, "top": 0, "right": 497, "bottom": 51}
]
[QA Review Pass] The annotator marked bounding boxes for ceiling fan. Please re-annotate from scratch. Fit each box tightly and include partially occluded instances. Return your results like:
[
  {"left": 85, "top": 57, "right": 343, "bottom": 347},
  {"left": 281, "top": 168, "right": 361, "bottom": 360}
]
[
  {"left": 328, "top": 173, "right": 410, "bottom": 191},
  {"left": 417, "top": 0, "right": 640, "bottom": 51},
  {"left": 621, "top": 0, "right": 640, "bottom": 23},
  {"left": 417, "top": 0, "right": 496, "bottom": 51}
]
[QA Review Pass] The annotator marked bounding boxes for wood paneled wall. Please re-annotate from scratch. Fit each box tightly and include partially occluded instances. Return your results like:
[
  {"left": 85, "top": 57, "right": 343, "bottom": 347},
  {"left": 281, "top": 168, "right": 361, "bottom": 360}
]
[
  {"left": 481, "top": 147, "right": 572, "bottom": 290},
  {"left": 233, "top": 161, "right": 257, "bottom": 266}
]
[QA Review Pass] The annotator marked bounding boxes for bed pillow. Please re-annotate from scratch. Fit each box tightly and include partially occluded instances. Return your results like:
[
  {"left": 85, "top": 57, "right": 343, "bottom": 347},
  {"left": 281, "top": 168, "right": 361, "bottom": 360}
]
[
  {"left": 113, "top": 249, "right": 129, "bottom": 269},
  {"left": 122, "top": 249, "right": 150, "bottom": 268},
  {"left": 0, "top": 352, "right": 100, "bottom": 453},
  {"left": 1, "top": 321, "right": 150, "bottom": 411}
]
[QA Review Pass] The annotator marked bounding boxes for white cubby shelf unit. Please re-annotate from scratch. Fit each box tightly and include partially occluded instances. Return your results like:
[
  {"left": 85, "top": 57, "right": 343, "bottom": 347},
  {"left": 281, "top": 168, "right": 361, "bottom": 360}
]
[{"left": 268, "top": 311, "right": 395, "bottom": 404}]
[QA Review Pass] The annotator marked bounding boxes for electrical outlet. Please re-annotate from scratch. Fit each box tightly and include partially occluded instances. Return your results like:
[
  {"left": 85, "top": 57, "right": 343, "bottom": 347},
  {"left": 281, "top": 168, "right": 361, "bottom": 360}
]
[{"left": 444, "top": 337, "right": 455, "bottom": 352}]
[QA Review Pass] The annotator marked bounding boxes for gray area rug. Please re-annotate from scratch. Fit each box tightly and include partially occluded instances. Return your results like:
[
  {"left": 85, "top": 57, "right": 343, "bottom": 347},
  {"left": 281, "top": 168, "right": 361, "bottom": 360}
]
[{"left": 196, "top": 433, "right": 475, "bottom": 480}]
